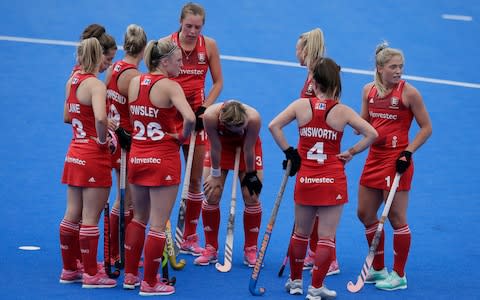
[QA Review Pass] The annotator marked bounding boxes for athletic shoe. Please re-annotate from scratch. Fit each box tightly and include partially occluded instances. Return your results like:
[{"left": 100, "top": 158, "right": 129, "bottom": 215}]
[
  {"left": 284, "top": 278, "right": 303, "bottom": 295},
  {"left": 82, "top": 269, "right": 117, "bottom": 288},
  {"left": 327, "top": 259, "right": 340, "bottom": 276},
  {"left": 59, "top": 269, "right": 83, "bottom": 284},
  {"left": 76, "top": 259, "right": 84, "bottom": 273},
  {"left": 365, "top": 267, "right": 389, "bottom": 283},
  {"left": 139, "top": 280, "right": 175, "bottom": 296},
  {"left": 303, "top": 249, "right": 315, "bottom": 270},
  {"left": 305, "top": 285, "right": 337, "bottom": 300},
  {"left": 193, "top": 245, "right": 218, "bottom": 266},
  {"left": 123, "top": 273, "right": 141, "bottom": 290},
  {"left": 243, "top": 245, "right": 257, "bottom": 267},
  {"left": 180, "top": 234, "right": 204, "bottom": 256},
  {"left": 375, "top": 270, "right": 407, "bottom": 291}
]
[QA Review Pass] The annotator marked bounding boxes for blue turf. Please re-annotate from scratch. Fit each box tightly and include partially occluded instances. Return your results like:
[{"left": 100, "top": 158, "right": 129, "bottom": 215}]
[{"left": 0, "top": 1, "right": 479, "bottom": 299}]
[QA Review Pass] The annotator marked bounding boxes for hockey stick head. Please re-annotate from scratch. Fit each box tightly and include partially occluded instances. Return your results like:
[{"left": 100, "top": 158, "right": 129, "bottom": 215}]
[
  {"left": 215, "top": 261, "right": 232, "bottom": 273},
  {"left": 169, "top": 257, "right": 187, "bottom": 270},
  {"left": 346, "top": 278, "right": 364, "bottom": 293},
  {"left": 249, "top": 280, "right": 266, "bottom": 296}
]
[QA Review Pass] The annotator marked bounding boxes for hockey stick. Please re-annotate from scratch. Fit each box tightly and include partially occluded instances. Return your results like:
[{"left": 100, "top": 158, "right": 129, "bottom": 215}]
[
  {"left": 103, "top": 202, "right": 120, "bottom": 278},
  {"left": 117, "top": 148, "right": 127, "bottom": 269},
  {"left": 166, "top": 220, "right": 186, "bottom": 270},
  {"left": 215, "top": 147, "right": 241, "bottom": 272},
  {"left": 347, "top": 173, "right": 401, "bottom": 293},
  {"left": 250, "top": 162, "right": 291, "bottom": 295},
  {"left": 277, "top": 225, "right": 294, "bottom": 277},
  {"left": 175, "top": 132, "right": 197, "bottom": 255},
  {"left": 161, "top": 248, "right": 177, "bottom": 286}
]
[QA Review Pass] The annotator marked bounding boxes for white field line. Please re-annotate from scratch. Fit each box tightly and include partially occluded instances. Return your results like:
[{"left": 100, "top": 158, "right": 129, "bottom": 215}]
[
  {"left": 1, "top": 35, "right": 479, "bottom": 89},
  {"left": 441, "top": 14, "right": 473, "bottom": 21}
]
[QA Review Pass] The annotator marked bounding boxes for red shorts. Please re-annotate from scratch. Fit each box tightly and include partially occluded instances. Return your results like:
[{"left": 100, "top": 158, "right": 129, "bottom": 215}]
[
  {"left": 128, "top": 142, "right": 181, "bottom": 186},
  {"left": 62, "top": 140, "right": 112, "bottom": 187},
  {"left": 294, "top": 163, "right": 348, "bottom": 206},
  {"left": 203, "top": 138, "right": 263, "bottom": 171},
  {"left": 360, "top": 147, "right": 414, "bottom": 191}
]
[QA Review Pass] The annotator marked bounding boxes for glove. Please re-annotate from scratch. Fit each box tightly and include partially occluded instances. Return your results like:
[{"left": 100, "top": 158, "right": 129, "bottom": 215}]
[
  {"left": 396, "top": 150, "right": 412, "bottom": 174},
  {"left": 115, "top": 127, "right": 131, "bottom": 151},
  {"left": 194, "top": 106, "right": 207, "bottom": 131},
  {"left": 241, "top": 171, "right": 263, "bottom": 196},
  {"left": 282, "top": 147, "right": 301, "bottom": 176}
]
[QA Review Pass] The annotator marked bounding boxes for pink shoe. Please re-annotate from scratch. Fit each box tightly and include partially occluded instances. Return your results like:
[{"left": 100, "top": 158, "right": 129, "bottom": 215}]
[
  {"left": 243, "top": 246, "right": 257, "bottom": 267},
  {"left": 82, "top": 270, "right": 117, "bottom": 288},
  {"left": 123, "top": 273, "right": 141, "bottom": 290},
  {"left": 139, "top": 280, "right": 175, "bottom": 296},
  {"left": 303, "top": 249, "right": 315, "bottom": 270},
  {"left": 327, "top": 259, "right": 340, "bottom": 276},
  {"left": 180, "top": 234, "right": 205, "bottom": 256},
  {"left": 193, "top": 245, "right": 218, "bottom": 266},
  {"left": 59, "top": 269, "right": 83, "bottom": 284}
]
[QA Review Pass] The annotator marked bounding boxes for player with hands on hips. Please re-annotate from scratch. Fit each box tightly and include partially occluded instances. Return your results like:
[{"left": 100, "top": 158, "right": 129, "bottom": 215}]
[
  {"left": 269, "top": 57, "right": 377, "bottom": 299},
  {"left": 356, "top": 42, "right": 432, "bottom": 291},
  {"left": 59, "top": 38, "right": 117, "bottom": 288},
  {"left": 123, "top": 39, "right": 195, "bottom": 295},
  {"left": 160, "top": 2, "right": 224, "bottom": 256},
  {"left": 194, "top": 100, "right": 264, "bottom": 268}
]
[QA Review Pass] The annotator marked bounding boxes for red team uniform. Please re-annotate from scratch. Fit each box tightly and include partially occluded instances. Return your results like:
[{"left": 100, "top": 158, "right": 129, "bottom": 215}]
[
  {"left": 107, "top": 61, "right": 136, "bottom": 169},
  {"left": 300, "top": 77, "right": 315, "bottom": 98},
  {"left": 127, "top": 74, "right": 182, "bottom": 187},
  {"left": 171, "top": 32, "right": 209, "bottom": 145},
  {"left": 203, "top": 110, "right": 263, "bottom": 171},
  {"left": 62, "top": 73, "right": 112, "bottom": 188},
  {"left": 294, "top": 98, "right": 347, "bottom": 206},
  {"left": 360, "top": 80, "right": 414, "bottom": 191}
]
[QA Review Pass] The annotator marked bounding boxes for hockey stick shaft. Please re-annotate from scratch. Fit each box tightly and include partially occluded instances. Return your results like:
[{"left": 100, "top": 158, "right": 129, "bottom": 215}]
[
  {"left": 118, "top": 148, "right": 127, "bottom": 268},
  {"left": 175, "top": 132, "right": 197, "bottom": 254},
  {"left": 104, "top": 202, "right": 120, "bottom": 278},
  {"left": 249, "top": 162, "right": 291, "bottom": 296},
  {"left": 215, "top": 147, "right": 241, "bottom": 272},
  {"left": 277, "top": 224, "right": 294, "bottom": 277},
  {"left": 347, "top": 173, "right": 401, "bottom": 293},
  {"left": 166, "top": 220, "right": 186, "bottom": 270}
]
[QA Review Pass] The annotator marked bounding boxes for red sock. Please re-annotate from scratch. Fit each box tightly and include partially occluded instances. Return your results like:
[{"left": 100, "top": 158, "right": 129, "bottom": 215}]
[
  {"left": 125, "top": 220, "right": 146, "bottom": 275},
  {"left": 79, "top": 225, "right": 99, "bottom": 276},
  {"left": 393, "top": 224, "right": 411, "bottom": 277},
  {"left": 201, "top": 200, "right": 220, "bottom": 249},
  {"left": 311, "top": 238, "right": 335, "bottom": 288},
  {"left": 110, "top": 207, "right": 120, "bottom": 261},
  {"left": 289, "top": 233, "right": 308, "bottom": 280},
  {"left": 75, "top": 220, "right": 82, "bottom": 263},
  {"left": 59, "top": 219, "right": 80, "bottom": 270},
  {"left": 332, "top": 236, "right": 337, "bottom": 261},
  {"left": 365, "top": 221, "right": 385, "bottom": 270},
  {"left": 183, "top": 192, "right": 204, "bottom": 238},
  {"left": 309, "top": 216, "right": 319, "bottom": 252},
  {"left": 243, "top": 204, "right": 262, "bottom": 249},
  {"left": 143, "top": 230, "right": 166, "bottom": 286}
]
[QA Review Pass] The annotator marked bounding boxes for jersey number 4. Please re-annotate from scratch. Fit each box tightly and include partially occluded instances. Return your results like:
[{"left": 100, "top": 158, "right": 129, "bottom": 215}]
[{"left": 307, "top": 142, "right": 327, "bottom": 164}]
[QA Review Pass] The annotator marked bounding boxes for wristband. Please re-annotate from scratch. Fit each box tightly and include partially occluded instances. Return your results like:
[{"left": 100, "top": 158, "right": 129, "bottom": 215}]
[{"left": 211, "top": 167, "right": 221, "bottom": 177}]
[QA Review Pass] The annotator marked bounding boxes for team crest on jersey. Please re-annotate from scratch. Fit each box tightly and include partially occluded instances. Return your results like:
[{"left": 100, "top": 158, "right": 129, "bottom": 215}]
[
  {"left": 114, "top": 64, "right": 122, "bottom": 72},
  {"left": 72, "top": 77, "right": 79, "bottom": 85},
  {"left": 389, "top": 97, "right": 400, "bottom": 109},
  {"left": 141, "top": 78, "right": 151, "bottom": 85},
  {"left": 369, "top": 98, "right": 374, "bottom": 104},
  {"left": 306, "top": 83, "right": 314, "bottom": 95},
  {"left": 197, "top": 52, "right": 206, "bottom": 64},
  {"left": 315, "top": 102, "right": 326, "bottom": 110}
]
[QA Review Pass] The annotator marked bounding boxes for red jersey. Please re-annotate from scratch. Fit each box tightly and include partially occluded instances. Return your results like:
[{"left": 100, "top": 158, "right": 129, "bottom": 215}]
[
  {"left": 300, "top": 77, "right": 315, "bottom": 98},
  {"left": 62, "top": 73, "right": 112, "bottom": 187},
  {"left": 294, "top": 98, "right": 347, "bottom": 206},
  {"left": 170, "top": 32, "right": 209, "bottom": 101},
  {"left": 107, "top": 61, "right": 136, "bottom": 132},
  {"left": 127, "top": 74, "right": 182, "bottom": 186},
  {"left": 360, "top": 80, "right": 414, "bottom": 191}
]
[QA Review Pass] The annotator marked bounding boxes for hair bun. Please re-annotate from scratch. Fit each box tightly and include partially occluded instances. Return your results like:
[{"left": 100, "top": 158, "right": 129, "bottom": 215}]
[{"left": 375, "top": 41, "right": 389, "bottom": 55}]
